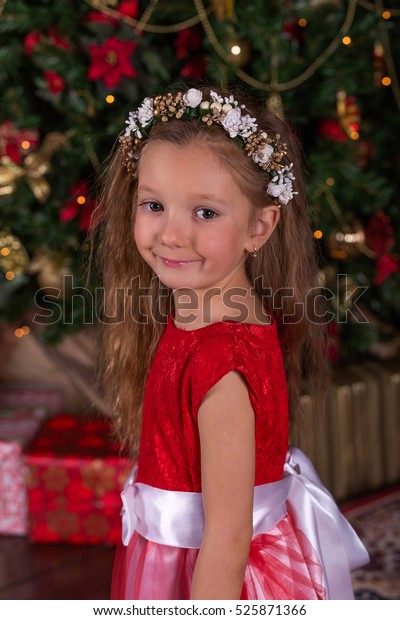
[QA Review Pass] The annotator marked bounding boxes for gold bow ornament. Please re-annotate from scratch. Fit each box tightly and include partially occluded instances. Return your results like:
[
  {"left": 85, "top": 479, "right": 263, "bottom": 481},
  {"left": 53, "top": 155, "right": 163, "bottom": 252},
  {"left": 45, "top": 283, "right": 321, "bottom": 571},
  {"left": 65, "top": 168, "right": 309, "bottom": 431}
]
[
  {"left": 0, "top": 152, "right": 51, "bottom": 203},
  {"left": 0, "top": 130, "right": 71, "bottom": 203}
]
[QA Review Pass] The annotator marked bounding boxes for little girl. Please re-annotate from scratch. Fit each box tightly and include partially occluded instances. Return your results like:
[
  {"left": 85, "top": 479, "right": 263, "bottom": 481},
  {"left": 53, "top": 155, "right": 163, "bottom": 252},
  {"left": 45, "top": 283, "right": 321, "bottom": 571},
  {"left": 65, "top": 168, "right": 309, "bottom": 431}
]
[{"left": 96, "top": 86, "right": 368, "bottom": 600}]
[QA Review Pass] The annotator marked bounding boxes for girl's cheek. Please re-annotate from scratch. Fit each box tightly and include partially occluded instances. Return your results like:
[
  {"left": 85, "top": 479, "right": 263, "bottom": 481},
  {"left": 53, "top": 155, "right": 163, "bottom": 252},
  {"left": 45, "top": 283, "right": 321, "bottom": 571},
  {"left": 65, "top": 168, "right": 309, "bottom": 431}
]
[{"left": 133, "top": 216, "right": 144, "bottom": 245}]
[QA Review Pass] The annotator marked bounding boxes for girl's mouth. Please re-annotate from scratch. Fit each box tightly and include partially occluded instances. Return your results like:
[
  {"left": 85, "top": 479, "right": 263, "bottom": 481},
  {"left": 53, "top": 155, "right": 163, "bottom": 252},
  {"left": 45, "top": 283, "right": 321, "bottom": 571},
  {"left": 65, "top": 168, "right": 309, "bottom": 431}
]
[{"left": 159, "top": 257, "right": 201, "bottom": 268}]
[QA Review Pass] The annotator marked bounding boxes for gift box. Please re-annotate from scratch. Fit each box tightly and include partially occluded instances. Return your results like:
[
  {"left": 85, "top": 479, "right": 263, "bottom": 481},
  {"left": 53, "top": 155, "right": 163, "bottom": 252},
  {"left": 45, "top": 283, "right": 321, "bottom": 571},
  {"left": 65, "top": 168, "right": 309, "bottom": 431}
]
[
  {"left": 0, "top": 406, "right": 48, "bottom": 535},
  {"left": 25, "top": 413, "right": 133, "bottom": 545}
]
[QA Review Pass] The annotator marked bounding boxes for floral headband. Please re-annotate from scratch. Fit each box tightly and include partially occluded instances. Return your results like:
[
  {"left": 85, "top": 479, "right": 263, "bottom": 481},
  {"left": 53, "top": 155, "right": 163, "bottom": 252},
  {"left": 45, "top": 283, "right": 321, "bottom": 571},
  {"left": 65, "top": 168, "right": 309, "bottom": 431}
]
[{"left": 119, "top": 88, "right": 297, "bottom": 206}]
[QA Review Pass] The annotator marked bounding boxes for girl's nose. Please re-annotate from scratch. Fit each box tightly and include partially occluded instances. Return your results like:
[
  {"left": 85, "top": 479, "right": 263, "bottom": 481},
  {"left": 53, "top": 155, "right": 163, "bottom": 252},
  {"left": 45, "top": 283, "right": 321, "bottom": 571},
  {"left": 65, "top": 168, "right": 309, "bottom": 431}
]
[{"left": 160, "top": 213, "right": 185, "bottom": 247}]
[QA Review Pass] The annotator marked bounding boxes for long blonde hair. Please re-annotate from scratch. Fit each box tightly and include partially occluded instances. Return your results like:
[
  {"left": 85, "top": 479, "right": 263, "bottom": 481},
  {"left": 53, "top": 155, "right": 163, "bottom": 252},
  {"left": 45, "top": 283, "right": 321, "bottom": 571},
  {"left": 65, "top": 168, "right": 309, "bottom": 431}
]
[{"left": 94, "top": 86, "right": 330, "bottom": 454}]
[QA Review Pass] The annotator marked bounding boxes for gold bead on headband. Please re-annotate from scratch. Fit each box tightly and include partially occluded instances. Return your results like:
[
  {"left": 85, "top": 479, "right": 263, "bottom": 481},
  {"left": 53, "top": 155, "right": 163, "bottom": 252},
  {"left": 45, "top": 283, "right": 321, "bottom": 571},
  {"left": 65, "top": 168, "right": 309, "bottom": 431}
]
[{"left": 119, "top": 88, "right": 297, "bottom": 206}]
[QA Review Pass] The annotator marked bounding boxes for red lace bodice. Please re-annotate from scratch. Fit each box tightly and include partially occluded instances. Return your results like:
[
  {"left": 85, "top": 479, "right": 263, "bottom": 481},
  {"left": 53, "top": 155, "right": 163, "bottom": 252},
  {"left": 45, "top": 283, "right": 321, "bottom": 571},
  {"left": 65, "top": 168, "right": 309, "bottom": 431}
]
[{"left": 136, "top": 315, "right": 289, "bottom": 492}]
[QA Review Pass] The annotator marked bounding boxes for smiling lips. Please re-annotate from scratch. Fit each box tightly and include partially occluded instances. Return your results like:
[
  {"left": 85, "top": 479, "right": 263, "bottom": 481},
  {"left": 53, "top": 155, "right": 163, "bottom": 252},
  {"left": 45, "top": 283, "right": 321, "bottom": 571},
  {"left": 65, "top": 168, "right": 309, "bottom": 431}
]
[{"left": 159, "top": 256, "right": 201, "bottom": 267}]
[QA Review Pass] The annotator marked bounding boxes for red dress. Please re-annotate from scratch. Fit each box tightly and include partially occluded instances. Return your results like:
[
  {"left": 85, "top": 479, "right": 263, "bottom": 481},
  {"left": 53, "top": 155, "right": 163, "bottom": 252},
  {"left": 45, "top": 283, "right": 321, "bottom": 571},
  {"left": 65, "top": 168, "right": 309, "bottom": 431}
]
[{"left": 111, "top": 316, "right": 329, "bottom": 599}]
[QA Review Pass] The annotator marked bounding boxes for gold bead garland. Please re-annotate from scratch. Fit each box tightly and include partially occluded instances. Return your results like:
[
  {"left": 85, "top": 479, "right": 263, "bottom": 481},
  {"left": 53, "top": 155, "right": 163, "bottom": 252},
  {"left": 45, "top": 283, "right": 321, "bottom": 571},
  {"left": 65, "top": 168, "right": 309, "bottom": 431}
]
[{"left": 85, "top": 0, "right": 209, "bottom": 34}]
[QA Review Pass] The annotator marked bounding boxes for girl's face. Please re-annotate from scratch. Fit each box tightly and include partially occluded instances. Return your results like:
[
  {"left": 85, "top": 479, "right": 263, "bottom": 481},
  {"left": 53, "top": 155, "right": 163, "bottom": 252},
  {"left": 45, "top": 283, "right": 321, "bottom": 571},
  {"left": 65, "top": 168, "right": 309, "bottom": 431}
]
[{"left": 134, "top": 141, "right": 257, "bottom": 296}]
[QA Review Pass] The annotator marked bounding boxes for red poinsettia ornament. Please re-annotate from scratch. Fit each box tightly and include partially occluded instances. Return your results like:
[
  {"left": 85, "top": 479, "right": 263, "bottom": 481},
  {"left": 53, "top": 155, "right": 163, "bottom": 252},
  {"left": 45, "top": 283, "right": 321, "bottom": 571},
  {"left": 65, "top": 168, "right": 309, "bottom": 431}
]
[
  {"left": 24, "top": 26, "right": 70, "bottom": 56},
  {"left": 88, "top": 36, "right": 137, "bottom": 88},
  {"left": 0, "top": 121, "right": 39, "bottom": 164},
  {"left": 24, "top": 31, "right": 42, "bottom": 56},
  {"left": 44, "top": 71, "right": 66, "bottom": 95}
]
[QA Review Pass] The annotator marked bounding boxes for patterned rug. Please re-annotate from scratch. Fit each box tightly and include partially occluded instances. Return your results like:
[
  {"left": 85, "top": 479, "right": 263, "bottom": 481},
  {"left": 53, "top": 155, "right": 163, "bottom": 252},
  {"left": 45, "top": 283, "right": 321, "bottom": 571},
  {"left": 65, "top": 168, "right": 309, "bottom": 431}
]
[{"left": 343, "top": 486, "right": 400, "bottom": 600}]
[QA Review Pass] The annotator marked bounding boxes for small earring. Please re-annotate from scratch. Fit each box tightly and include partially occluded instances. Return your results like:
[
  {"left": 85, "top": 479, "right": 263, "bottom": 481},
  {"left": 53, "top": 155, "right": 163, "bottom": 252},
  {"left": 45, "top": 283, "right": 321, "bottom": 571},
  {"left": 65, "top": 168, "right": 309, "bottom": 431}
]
[{"left": 251, "top": 247, "right": 257, "bottom": 258}]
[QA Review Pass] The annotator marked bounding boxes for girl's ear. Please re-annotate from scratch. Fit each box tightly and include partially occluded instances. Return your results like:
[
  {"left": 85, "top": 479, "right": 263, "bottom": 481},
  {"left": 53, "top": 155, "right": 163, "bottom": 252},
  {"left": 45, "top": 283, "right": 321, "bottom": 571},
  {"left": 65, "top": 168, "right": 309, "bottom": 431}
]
[{"left": 245, "top": 205, "right": 281, "bottom": 253}]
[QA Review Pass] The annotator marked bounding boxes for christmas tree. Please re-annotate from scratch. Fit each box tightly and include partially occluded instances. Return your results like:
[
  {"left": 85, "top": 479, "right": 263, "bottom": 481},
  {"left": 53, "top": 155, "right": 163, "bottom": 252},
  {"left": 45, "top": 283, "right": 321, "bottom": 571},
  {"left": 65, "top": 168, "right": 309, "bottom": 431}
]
[{"left": 1, "top": 0, "right": 399, "bottom": 363}]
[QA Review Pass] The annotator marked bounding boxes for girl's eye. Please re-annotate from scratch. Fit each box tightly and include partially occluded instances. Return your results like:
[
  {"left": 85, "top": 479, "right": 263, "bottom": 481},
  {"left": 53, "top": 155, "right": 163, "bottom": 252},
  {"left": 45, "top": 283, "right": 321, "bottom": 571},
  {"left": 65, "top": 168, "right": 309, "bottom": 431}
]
[
  {"left": 141, "top": 201, "right": 163, "bottom": 213},
  {"left": 196, "top": 208, "right": 218, "bottom": 220}
]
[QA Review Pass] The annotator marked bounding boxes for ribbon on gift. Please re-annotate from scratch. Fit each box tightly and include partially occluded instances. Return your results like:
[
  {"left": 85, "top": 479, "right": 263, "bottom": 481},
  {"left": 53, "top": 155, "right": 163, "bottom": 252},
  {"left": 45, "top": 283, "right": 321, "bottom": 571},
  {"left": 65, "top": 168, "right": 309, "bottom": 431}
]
[{"left": 121, "top": 448, "right": 369, "bottom": 599}]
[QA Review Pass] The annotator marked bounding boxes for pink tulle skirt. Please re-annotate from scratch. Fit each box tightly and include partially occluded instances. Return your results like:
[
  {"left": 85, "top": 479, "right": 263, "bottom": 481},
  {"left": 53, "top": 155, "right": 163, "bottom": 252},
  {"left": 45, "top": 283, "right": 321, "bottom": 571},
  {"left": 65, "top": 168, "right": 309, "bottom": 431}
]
[{"left": 111, "top": 514, "right": 326, "bottom": 600}]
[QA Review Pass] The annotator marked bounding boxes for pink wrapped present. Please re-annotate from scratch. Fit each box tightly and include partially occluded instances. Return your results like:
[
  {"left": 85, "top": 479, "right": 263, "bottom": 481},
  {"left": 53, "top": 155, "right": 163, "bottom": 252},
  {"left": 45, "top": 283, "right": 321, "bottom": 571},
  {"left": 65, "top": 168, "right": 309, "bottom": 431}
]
[{"left": 0, "top": 406, "right": 48, "bottom": 535}]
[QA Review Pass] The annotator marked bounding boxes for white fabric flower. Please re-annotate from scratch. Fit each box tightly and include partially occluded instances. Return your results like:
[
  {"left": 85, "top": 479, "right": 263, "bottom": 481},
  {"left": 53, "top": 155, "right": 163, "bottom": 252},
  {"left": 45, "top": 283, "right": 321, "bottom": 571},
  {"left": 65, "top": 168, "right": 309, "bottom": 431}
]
[
  {"left": 125, "top": 112, "right": 142, "bottom": 138},
  {"left": 183, "top": 88, "right": 203, "bottom": 108},
  {"left": 267, "top": 180, "right": 293, "bottom": 205},
  {"left": 221, "top": 107, "right": 242, "bottom": 138},
  {"left": 210, "top": 90, "right": 224, "bottom": 104},
  {"left": 200, "top": 101, "right": 211, "bottom": 110},
  {"left": 137, "top": 98, "right": 154, "bottom": 127},
  {"left": 238, "top": 114, "right": 258, "bottom": 138},
  {"left": 267, "top": 165, "right": 297, "bottom": 205},
  {"left": 210, "top": 101, "right": 222, "bottom": 113},
  {"left": 222, "top": 103, "right": 233, "bottom": 113},
  {"left": 252, "top": 143, "right": 274, "bottom": 165}
]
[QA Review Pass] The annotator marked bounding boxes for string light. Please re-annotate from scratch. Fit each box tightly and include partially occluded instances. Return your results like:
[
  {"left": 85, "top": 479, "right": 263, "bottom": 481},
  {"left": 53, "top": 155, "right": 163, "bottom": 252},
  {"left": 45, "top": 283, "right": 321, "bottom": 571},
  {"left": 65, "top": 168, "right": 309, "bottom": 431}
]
[
  {"left": 5, "top": 271, "right": 15, "bottom": 280},
  {"left": 350, "top": 130, "right": 359, "bottom": 140},
  {"left": 298, "top": 18, "right": 307, "bottom": 27},
  {"left": 21, "top": 140, "right": 31, "bottom": 150},
  {"left": 0, "top": 247, "right": 10, "bottom": 257},
  {"left": 382, "top": 76, "right": 391, "bottom": 86},
  {"left": 382, "top": 11, "right": 391, "bottom": 20},
  {"left": 230, "top": 45, "right": 241, "bottom": 56},
  {"left": 77, "top": 195, "right": 86, "bottom": 205},
  {"left": 14, "top": 327, "right": 30, "bottom": 337},
  {"left": 342, "top": 36, "right": 352, "bottom": 46},
  {"left": 326, "top": 178, "right": 335, "bottom": 186},
  {"left": 106, "top": 94, "right": 115, "bottom": 104},
  {"left": 314, "top": 230, "right": 323, "bottom": 239}
]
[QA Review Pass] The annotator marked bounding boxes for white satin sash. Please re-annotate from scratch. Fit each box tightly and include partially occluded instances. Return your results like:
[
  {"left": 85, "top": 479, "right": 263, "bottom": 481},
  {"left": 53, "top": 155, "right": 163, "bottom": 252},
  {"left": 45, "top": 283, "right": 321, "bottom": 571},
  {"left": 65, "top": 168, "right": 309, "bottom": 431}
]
[{"left": 121, "top": 448, "right": 369, "bottom": 600}]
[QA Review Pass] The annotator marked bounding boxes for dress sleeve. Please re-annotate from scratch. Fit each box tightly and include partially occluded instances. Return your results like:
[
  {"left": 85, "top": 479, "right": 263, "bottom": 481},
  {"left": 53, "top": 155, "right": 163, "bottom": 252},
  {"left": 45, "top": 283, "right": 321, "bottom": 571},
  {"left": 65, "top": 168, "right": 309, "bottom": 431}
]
[{"left": 189, "top": 328, "right": 264, "bottom": 421}]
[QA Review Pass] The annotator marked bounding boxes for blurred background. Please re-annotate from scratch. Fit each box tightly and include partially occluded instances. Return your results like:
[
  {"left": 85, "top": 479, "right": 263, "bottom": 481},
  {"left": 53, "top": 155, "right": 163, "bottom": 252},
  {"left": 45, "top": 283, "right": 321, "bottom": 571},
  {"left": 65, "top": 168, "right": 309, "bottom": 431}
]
[{"left": 0, "top": 0, "right": 399, "bottom": 600}]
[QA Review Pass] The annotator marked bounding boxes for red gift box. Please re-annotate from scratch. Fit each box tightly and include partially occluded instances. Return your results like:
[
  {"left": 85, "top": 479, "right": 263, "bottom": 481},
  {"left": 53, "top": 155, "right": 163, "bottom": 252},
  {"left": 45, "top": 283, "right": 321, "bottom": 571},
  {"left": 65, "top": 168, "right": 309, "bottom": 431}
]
[
  {"left": 0, "top": 406, "right": 48, "bottom": 535},
  {"left": 25, "top": 414, "right": 134, "bottom": 545}
]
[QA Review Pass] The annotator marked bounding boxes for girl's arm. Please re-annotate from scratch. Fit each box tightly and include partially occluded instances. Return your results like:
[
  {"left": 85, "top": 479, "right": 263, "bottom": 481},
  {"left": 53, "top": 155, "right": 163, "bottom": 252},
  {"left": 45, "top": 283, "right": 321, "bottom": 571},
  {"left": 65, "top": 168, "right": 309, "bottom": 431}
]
[{"left": 190, "top": 371, "right": 255, "bottom": 600}]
